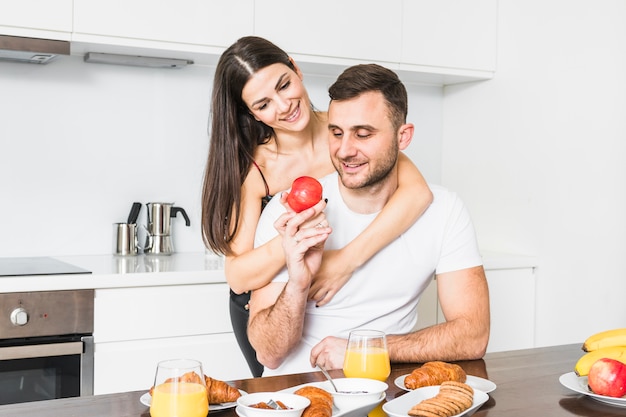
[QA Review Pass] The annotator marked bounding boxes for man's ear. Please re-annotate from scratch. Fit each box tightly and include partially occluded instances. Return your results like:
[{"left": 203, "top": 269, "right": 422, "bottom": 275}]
[{"left": 398, "top": 123, "right": 414, "bottom": 150}]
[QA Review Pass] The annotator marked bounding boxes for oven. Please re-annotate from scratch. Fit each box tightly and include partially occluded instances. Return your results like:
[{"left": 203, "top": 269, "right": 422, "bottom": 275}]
[{"left": 0, "top": 289, "right": 94, "bottom": 405}]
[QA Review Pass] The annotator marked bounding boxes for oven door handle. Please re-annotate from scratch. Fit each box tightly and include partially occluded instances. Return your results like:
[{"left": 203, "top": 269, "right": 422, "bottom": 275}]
[{"left": 0, "top": 341, "right": 83, "bottom": 360}]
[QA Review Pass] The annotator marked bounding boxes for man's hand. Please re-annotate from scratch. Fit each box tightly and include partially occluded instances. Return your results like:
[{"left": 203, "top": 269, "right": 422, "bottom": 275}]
[
  {"left": 280, "top": 199, "right": 331, "bottom": 289},
  {"left": 309, "top": 336, "right": 349, "bottom": 371}
]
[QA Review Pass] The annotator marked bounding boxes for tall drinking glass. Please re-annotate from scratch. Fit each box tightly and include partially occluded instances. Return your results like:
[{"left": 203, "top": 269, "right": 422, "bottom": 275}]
[
  {"left": 150, "top": 358, "right": 208, "bottom": 417},
  {"left": 343, "top": 329, "right": 391, "bottom": 382}
]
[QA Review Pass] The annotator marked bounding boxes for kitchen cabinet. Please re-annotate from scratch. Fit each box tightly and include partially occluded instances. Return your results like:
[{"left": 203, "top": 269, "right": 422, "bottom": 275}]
[
  {"left": 482, "top": 267, "right": 536, "bottom": 352},
  {"left": 254, "top": 0, "right": 496, "bottom": 85},
  {"left": 72, "top": 0, "right": 254, "bottom": 59},
  {"left": 93, "top": 283, "right": 251, "bottom": 395},
  {"left": 0, "top": 0, "right": 72, "bottom": 40},
  {"left": 254, "top": 0, "right": 402, "bottom": 64},
  {"left": 1, "top": 1, "right": 496, "bottom": 84},
  {"left": 415, "top": 276, "right": 438, "bottom": 331},
  {"left": 0, "top": 253, "right": 249, "bottom": 394},
  {"left": 415, "top": 252, "right": 537, "bottom": 353},
  {"left": 401, "top": 0, "right": 497, "bottom": 73}
]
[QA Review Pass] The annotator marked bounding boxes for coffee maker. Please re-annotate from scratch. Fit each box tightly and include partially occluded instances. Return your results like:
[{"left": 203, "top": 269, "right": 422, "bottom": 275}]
[{"left": 144, "top": 202, "right": 190, "bottom": 255}]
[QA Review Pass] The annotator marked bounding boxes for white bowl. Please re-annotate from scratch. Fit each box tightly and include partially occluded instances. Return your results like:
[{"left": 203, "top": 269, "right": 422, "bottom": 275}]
[
  {"left": 319, "top": 378, "right": 388, "bottom": 410},
  {"left": 236, "top": 392, "right": 311, "bottom": 417}
]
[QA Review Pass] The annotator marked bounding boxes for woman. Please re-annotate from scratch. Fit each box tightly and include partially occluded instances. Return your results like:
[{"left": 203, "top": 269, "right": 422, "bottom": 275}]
[{"left": 201, "top": 36, "right": 432, "bottom": 377}]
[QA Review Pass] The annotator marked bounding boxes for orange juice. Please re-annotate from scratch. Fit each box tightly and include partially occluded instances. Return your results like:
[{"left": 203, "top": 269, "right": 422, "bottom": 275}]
[
  {"left": 368, "top": 402, "right": 387, "bottom": 417},
  {"left": 343, "top": 347, "right": 391, "bottom": 381},
  {"left": 150, "top": 382, "right": 208, "bottom": 417}
]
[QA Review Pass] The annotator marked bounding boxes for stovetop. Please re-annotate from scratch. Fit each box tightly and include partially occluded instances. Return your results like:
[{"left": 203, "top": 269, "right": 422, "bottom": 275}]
[{"left": 0, "top": 257, "right": 92, "bottom": 277}]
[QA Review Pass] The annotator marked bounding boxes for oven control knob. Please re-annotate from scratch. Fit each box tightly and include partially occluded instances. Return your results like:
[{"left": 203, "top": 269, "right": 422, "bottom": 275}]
[{"left": 10, "top": 307, "right": 29, "bottom": 326}]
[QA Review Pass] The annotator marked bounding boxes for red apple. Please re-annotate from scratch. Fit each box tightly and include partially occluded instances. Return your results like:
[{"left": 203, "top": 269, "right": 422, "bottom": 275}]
[
  {"left": 286, "top": 176, "right": 323, "bottom": 213},
  {"left": 588, "top": 358, "right": 626, "bottom": 398}
]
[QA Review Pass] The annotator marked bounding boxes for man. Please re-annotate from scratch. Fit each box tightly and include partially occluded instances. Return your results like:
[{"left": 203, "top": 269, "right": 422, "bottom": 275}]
[{"left": 248, "top": 64, "right": 490, "bottom": 376}]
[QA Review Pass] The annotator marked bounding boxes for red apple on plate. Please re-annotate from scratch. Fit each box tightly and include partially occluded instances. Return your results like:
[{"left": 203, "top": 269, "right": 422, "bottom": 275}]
[{"left": 588, "top": 358, "right": 626, "bottom": 398}]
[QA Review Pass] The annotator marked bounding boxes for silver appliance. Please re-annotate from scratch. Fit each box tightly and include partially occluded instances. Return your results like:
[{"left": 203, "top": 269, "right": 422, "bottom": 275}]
[
  {"left": 0, "top": 257, "right": 91, "bottom": 277},
  {"left": 144, "top": 202, "right": 190, "bottom": 255},
  {"left": 0, "top": 35, "right": 69, "bottom": 64},
  {"left": 0, "top": 289, "right": 94, "bottom": 405}
]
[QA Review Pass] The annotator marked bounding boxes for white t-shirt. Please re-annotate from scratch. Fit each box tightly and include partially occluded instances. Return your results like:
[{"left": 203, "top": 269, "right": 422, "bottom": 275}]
[{"left": 254, "top": 172, "right": 482, "bottom": 376}]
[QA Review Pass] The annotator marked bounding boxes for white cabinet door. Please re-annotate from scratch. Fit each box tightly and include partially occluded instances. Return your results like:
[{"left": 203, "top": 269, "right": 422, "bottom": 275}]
[
  {"left": 401, "top": 0, "right": 497, "bottom": 72},
  {"left": 415, "top": 277, "right": 438, "bottom": 330},
  {"left": 254, "top": 0, "right": 402, "bottom": 63},
  {"left": 94, "top": 284, "right": 252, "bottom": 394},
  {"left": 73, "top": 0, "right": 253, "bottom": 48},
  {"left": 94, "top": 334, "right": 250, "bottom": 395},
  {"left": 94, "top": 284, "right": 231, "bottom": 343},
  {"left": 483, "top": 268, "right": 536, "bottom": 352},
  {"left": 0, "top": 0, "right": 72, "bottom": 38}
]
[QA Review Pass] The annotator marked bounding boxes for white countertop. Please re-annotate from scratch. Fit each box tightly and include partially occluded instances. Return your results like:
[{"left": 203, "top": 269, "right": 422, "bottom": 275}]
[
  {"left": 481, "top": 250, "right": 538, "bottom": 270},
  {"left": 0, "top": 250, "right": 537, "bottom": 294},
  {"left": 0, "top": 252, "right": 226, "bottom": 293}
]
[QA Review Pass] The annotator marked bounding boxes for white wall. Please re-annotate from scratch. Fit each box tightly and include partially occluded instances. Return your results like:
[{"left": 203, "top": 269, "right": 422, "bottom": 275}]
[
  {"left": 0, "top": 56, "right": 213, "bottom": 256},
  {"left": 442, "top": 0, "right": 626, "bottom": 347},
  {"left": 0, "top": 56, "right": 442, "bottom": 257}
]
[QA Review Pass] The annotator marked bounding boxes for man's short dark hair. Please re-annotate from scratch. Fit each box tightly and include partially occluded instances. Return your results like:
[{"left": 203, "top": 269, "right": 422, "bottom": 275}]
[{"left": 328, "top": 64, "right": 408, "bottom": 131}]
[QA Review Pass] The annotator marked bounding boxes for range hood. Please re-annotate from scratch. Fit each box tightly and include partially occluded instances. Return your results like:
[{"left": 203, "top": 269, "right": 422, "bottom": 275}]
[{"left": 0, "top": 35, "right": 70, "bottom": 64}]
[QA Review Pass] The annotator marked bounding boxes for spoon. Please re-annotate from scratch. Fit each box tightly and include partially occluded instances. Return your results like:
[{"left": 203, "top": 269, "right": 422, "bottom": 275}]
[
  {"left": 266, "top": 399, "right": 284, "bottom": 410},
  {"left": 317, "top": 365, "right": 368, "bottom": 394}
]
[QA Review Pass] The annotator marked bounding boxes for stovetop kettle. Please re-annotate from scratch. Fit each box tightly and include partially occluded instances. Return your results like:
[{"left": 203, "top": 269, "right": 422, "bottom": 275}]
[{"left": 144, "top": 202, "right": 190, "bottom": 255}]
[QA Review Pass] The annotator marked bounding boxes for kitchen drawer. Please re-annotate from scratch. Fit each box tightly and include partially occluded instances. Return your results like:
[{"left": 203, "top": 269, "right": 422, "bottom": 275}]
[
  {"left": 94, "top": 284, "right": 231, "bottom": 343},
  {"left": 94, "top": 333, "right": 250, "bottom": 395}
]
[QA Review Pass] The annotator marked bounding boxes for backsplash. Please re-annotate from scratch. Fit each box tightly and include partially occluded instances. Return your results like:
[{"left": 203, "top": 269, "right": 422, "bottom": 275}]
[{"left": 0, "top": 55, "right": 442, "bottom": 257}]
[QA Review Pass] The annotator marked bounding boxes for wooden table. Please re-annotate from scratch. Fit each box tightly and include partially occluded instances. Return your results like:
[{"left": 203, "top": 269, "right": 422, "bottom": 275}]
[{"left": 0, "top": 344, "right": 624, "bottom": 417}]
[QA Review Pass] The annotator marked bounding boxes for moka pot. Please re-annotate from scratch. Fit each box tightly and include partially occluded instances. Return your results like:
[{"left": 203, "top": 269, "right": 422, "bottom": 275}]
[{"left": 144, "top": 202, "right": 190, "bottom": 255}]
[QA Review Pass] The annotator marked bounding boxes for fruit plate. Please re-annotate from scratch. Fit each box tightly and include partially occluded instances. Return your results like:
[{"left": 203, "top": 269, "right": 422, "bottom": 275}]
[
  {"left": 394, "top": 374, "right": 497, "bottom": 394},
  {"left": 279, "top": 381, "right": 385, "bottom": 417},
  {"left": 140, "top": 389, "right": 247, "bottom": 411},
  {"left": 559, "top": 372, "right": 626, "bottom": 407},
  {"left": 383, "top": 385, "right": 489, "bottom": 417}
]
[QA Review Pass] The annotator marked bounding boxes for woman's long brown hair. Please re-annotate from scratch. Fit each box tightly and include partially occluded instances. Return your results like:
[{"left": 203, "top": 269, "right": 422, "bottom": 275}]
[{"left": 201, "top": 36, "right": 296, "bottom": 255}]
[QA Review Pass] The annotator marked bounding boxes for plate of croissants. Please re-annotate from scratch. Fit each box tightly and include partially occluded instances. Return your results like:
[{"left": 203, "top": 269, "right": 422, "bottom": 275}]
[
  {"left": 394, "top": 361, "right": 497, "bottom": 394},
  {"left": 141, "top": 373, "right": 246, "bottom": 411}
]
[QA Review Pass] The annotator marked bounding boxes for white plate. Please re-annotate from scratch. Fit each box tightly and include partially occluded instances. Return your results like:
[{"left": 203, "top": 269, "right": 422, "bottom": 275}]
[
  {"left": 279, "top": 381, "right": 385, "bottom": 417},
  {"left": 383, "top": 385, "right": 489, "bottom": 417},
  {"left": 559, "top": 371, "right": 626, "bottom": 408},
  {"left": 140, "top": 389, "right": 247, "bottom": 411},
  {"left": 394, "top": 374, "right": 497, "bottom": 394}
]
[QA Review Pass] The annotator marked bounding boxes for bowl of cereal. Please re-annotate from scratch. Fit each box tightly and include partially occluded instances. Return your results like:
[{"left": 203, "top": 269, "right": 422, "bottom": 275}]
[
  {"left": 319, "top": 378, "right": 387, "bottom": 410},
  {"left": 236, "top": 392, "right": 310, "bottom": 417}
]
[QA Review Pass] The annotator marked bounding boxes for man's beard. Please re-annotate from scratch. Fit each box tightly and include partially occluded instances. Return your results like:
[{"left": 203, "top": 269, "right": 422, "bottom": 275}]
[{"left": 333, "top": 142, "right": 398, "bottom": 190}]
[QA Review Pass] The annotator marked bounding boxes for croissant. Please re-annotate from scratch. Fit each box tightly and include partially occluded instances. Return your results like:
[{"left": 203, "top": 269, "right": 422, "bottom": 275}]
[
  {"left": 204, "top": 375, "right": 242, "bottom": 404},
  {"left": 294, "top": 386, "right": 333, "bottom": 417},
  {"left": 149, "top": 373, "right": 241, "bottom": 404},
  {"left": 404, "top": 361, "right": 467, "bottom": 390}
]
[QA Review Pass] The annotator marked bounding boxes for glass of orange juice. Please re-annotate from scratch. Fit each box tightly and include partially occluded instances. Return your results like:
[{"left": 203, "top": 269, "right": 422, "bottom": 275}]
[
  {"left": 343, "top": 329, "right": 391, "bottom": 382},
  {"left": 150, "top": 359, "right": 209, "bottom": 417}
]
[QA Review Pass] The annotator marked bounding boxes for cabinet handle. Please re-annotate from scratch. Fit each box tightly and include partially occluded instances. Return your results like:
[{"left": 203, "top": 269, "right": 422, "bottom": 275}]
[{"left": 0, "top": 341, "right": 83, "bottom": 360}]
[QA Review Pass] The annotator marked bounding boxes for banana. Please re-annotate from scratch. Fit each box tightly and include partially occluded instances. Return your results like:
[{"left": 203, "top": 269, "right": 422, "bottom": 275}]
[
  {"left": 582, "top": 328, "right": 626, "bottom": 351},
  {"left": 575, "top": 346, "right": 626, "bottom": 376}
]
